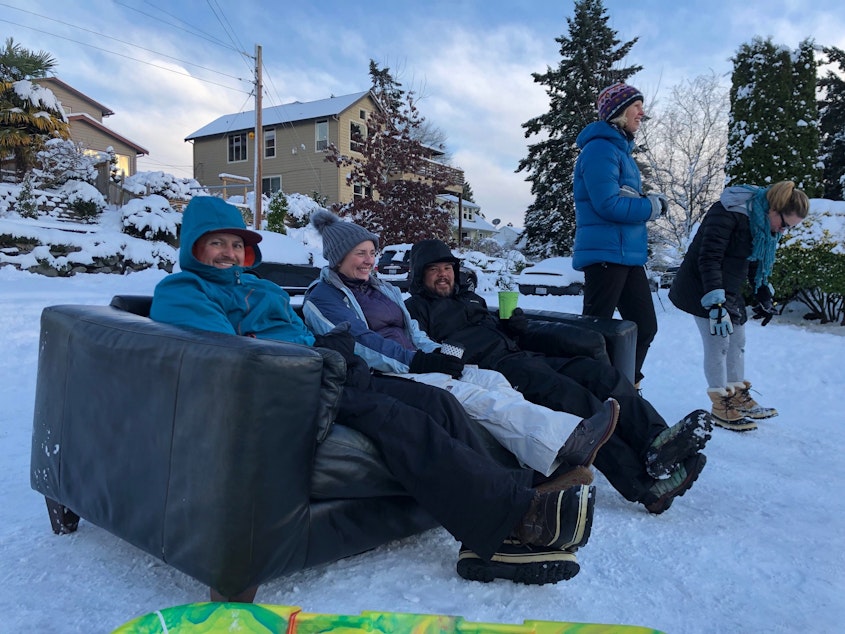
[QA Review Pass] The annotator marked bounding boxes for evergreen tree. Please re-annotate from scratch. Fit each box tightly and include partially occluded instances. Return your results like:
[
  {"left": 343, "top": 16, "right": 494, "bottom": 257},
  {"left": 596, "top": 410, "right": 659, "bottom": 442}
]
[
  {"left": 818, "top": 46, "right": 845, "bottom": 199},
  {"left": 325, "top": 60, "right": 454, "bottom": 246},
  {"left": 0, "top": 38, "right": 69, "bottom": 179},
  {"left": 517, "top": 0, "right": 640, "bottom": 257},
  {"left": 726, "top": 37, "right": 822, "bottom": 195},
  {"left": 462, "top": 181, "right": 475, "bottom": 203}
]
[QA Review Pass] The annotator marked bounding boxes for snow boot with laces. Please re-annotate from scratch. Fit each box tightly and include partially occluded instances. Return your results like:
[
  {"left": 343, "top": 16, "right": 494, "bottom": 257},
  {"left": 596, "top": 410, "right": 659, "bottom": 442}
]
[
  {"left": 728, "top": 380, "right": 778, "bottom": 419},
  {"left": 707, "top": 387, "right": 757, "bottom": 432},
  {"left": 645, "top": 409, "right": 713, "bottom": 479}
]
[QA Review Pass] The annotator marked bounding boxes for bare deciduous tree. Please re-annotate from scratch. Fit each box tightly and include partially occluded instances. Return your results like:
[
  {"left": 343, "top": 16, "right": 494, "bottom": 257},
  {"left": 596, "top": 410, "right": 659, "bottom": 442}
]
[{"left": 639, "top": 72, "right": 729, "bottom": 256}]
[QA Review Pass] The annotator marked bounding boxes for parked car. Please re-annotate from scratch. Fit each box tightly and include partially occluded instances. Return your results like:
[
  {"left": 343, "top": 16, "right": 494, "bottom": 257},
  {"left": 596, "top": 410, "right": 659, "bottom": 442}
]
[
  {"left": 516, "top": 257, "right": 585, "bottom": 296},
  {"left": 376, "top": 244, "right": 413, "bottom": 290},
  {"left": 658, "top": 265, "right": 680, "bottom": 289},
  {"left": 252, "top": 262, "right": 320, "bottom": 296},
  {"left": 250, "top": 230, "right": 320, "bottom": 295}
]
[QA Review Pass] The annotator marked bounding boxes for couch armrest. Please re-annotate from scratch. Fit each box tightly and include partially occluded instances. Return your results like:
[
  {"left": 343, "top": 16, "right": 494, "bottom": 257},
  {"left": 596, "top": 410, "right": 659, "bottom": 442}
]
[
  {"left": 30, "top": 304, "right": 343, "bottom": 596},
  {"left": 518, "top": 309, "right": 638, "bottom": 384}
]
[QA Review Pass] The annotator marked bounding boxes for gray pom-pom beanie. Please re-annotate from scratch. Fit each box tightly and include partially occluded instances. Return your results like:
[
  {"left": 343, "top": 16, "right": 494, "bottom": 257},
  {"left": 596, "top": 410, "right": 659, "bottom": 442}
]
[{"left": 310, "top": 209, "right": 380, "bottom": 267}]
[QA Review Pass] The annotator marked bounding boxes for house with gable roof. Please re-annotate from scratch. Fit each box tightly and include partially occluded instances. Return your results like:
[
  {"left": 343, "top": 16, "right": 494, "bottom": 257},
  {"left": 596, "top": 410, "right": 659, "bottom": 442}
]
[
  {"left": 33, "top": 77, "right": 148, "bottom": 178},
  {"left": 185, "top": 90, "right": 465, "bottom": 211}
]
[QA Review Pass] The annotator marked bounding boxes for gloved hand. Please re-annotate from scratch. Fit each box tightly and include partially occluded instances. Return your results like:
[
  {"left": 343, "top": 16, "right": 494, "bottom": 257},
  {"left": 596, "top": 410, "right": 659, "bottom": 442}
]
[
  {"left": 751, "top": 284, "right": 777, "bottom": 326},
  {"left": 502, "top": 307, "right": 529, "bottom": 336},
  {"left": 646, "top": 193, "right": 669, "bottom": 220},
  {"left": 409, "top": 350, "right": 465, "bottom": 378},
  {"left": 313, "top": 322, "right": 355, "bottom": 363},
  {"left": 708, "top": 304, "right": 734, "bottom": 337},
  {"left": 700, "top": 288, "right": 726, "bottom": 309}
]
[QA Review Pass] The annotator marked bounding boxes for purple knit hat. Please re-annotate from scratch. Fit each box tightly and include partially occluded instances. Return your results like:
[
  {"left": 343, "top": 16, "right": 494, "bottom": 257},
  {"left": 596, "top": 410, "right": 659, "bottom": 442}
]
[{"left": 596, "top": 83, "right": 644, "bottom": 121}]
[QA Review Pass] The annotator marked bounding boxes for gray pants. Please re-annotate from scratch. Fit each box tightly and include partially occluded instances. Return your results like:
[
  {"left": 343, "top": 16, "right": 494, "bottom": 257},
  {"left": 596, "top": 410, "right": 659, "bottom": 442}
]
[{"left": 694, "top": 316, "right": 745, "bottom": 388}]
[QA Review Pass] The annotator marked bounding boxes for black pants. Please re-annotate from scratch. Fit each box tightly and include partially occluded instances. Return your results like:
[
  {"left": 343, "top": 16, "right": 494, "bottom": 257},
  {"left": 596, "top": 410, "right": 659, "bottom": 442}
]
[
  {"left": 496, "top": 353, "right": 668, "bottom": 503},
  {"left": 582, "top": 262, "right": 657, "bottom": 384},
  {"left": 335, "top": 374, "right": 534, "bottom": 560}
]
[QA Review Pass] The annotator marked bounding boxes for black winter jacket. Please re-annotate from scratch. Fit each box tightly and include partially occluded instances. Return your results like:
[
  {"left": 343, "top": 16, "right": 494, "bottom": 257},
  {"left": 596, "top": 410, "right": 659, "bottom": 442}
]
[
  {"left": 405, "top": 240, "right": 519, "bottom": 367},
  {"left": 668, "top": 201, "right": 757, "bottom": 325}
]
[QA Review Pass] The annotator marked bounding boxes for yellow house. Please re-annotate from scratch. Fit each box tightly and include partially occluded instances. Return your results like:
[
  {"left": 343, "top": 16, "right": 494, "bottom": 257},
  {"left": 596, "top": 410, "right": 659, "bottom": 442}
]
[
  {"left": 185, "top": 90, "right": 464, "bottom": 207},
  {"left": 33, "top": 77, "right": 148, "bottom": 178}
]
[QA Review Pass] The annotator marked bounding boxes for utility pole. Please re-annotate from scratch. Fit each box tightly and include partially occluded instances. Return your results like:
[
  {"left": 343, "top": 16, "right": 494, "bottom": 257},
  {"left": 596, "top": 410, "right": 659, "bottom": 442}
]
[{"left": 253, "top": 44, "right": 263, "bottom": 229}]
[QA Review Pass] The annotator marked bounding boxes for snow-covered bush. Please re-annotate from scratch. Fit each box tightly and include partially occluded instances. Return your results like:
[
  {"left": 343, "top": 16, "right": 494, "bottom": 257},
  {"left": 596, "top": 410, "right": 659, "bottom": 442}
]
[
  {"left": 265, "top": 190, "right": 288, "bottom": 234},
  {"left": 16, "top": 174, "right": 38, "bottom": 218},
  {"left": 285, "top": 192, "right": 323, "bottom": 228},
  {"left": 123, "top": 171, "right": 203, "bottom": 200},
  {"left": 59, "top": 180, "right": 105, "bottom": 220},
  {"left": 121, "top": 195, "right": 181, "bottom": 245},
  {"left": 32, "top": 138, "right": 98, "bottom": 189}
]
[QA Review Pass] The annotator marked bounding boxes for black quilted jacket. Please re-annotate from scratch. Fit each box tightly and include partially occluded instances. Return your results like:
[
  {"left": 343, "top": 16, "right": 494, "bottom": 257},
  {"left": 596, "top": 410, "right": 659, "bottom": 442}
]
[{"left": 669, "top": 201, "right": 758, "bottom": 325}]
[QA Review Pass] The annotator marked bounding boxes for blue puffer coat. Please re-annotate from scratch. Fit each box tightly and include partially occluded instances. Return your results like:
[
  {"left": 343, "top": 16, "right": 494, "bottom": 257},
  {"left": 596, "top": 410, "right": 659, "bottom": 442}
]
[
  {"left": 572, "top": 121, "right": 653, "bottom": 270},
  {"left": 150, "top": 196, "right": 314, "bottom": 345}
]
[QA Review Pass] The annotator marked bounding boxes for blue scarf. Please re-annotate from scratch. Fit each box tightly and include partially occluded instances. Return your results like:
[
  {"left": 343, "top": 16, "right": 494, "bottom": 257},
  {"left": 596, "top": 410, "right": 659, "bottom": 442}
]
[{"left": 745, "top": 186, "right": 780, "bottom": 291}]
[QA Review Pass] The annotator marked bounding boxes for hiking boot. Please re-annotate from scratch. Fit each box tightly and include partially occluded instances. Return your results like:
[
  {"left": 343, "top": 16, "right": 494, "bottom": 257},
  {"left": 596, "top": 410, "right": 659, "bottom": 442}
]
[
  {"left": 707, "top": 387, "right": 758, "bottom": 432},
  {"left": 513, "top": 484, "right": 595, "bottom": 551},
  {"left": 557, "top": 398, "right": 619, "bottom": 469},
  {"left": 456, "top": 541, "right": 580, "bottom": 585},
  {"left": 641, "top": 453, "right": 707, "bottom": 515},
  {"left": 535, "top": 465, "right": 594, "bottom": 494},
  {"left": 728, "top": 381, "right": 778, "bottom": 419},
  {"left": 645, "top": 409, "right": 713, "bottom": 479}
]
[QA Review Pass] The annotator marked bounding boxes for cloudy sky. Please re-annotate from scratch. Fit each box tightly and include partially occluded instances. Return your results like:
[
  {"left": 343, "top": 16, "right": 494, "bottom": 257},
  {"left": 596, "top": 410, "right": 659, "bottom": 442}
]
[{"left": 3, "top": 0, "right": 844, "bottom": 227}]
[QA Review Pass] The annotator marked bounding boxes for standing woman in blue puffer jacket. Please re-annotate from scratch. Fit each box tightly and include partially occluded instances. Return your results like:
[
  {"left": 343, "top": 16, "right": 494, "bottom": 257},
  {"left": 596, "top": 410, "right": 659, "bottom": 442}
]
[{"left": 573, "top": 82, "right": 668, "bottom": 390}]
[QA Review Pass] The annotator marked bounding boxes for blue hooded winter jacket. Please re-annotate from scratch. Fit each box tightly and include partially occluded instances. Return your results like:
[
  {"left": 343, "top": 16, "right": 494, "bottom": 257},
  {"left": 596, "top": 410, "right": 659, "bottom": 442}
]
[
  {"left": 572, "top": 121, "right": 653, "bottom": 270},
  {"left": 150, "top": 196, "right": 314, "bottom": 345}
]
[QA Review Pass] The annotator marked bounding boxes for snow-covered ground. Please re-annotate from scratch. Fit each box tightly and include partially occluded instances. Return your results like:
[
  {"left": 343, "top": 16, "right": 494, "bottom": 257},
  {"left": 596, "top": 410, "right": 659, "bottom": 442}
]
[{"left": 1, "top": 264, "right": 843, "bottom": 633}]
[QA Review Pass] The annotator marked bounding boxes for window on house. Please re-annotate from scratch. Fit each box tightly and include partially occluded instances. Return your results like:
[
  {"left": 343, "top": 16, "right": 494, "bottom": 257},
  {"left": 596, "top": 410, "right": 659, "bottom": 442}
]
[
  {"left": 350, "top": 121, "right": 365, "bottom": 153},
  {"left": 359, "top": 109, "right": 367, "bottom": 119},
  {"left": 353, "top": 183, "right": 372, "bottom": 200},
  {"left": 315, "top": 120, "right": 328, "bottom": 151},
  {"left": 262, "top": 176, "right": 281, "bottom": 194},
  {"left": 228, "top": 133, "right": 247, "bottom": 162},
  {"left": 264, "top": 129, "right": 276, "bottom": 159}
]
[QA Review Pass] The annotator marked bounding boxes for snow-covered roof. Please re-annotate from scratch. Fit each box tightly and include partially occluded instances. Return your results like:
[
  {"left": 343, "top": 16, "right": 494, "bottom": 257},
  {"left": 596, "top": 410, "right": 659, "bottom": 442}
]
[
  {"left": 185, "top": 91, "right": 372, "bottom": 140},
  {"left": 439, "top": 193, "right": 480, "bottom": 210}
]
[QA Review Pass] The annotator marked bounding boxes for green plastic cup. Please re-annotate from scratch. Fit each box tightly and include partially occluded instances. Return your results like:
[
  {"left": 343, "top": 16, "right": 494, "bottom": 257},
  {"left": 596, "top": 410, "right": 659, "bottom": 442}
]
[{"left": 498, "top": 291, "right": 519, "bottom": 320}]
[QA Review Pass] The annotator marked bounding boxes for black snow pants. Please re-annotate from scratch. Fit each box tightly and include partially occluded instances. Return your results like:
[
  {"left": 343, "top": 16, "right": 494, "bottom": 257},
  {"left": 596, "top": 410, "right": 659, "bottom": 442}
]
[
  {"left": 335, "top": 374, "right": 534, "bottom": 560},
  {"left": 495, "top": 352, "right": 668, "bottom": 503}
]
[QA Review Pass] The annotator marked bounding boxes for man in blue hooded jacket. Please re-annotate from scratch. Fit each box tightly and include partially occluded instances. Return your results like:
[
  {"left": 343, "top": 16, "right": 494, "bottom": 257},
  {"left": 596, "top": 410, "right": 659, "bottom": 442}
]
[{"left": 150, "top": 196, "right": 597, "bottom": 586}]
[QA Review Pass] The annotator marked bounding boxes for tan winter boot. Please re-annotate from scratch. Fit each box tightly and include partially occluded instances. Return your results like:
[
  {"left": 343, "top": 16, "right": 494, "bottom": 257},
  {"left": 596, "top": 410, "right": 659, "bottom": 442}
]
[
  {"left": 707, "top": 387, "right": 757, "bottom": 432},
  {"left": 728, "top": 381, "right": 778, "bottom": 419}
]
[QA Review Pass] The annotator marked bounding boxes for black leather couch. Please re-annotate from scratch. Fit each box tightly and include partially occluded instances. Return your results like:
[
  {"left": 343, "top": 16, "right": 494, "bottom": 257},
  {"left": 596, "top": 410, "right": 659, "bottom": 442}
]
[{"left": 30, "top": 295, "right": 636, "bottom": 600}]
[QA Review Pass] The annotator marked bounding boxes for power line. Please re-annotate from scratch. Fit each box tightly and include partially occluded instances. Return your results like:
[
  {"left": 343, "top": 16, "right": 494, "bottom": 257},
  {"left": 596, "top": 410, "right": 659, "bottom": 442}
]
[{"left": 0, "top": 4, "right": 251, "bottom": 87}]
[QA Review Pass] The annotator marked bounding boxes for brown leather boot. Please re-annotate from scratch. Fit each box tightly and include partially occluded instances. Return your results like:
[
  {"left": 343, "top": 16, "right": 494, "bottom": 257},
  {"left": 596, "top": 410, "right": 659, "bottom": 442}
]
[
  {"left": 707, "top": 387, "right": 757, "bottom": 432},
  {"left": 728, "top": 381, "right": 778, "bottom": 419}
]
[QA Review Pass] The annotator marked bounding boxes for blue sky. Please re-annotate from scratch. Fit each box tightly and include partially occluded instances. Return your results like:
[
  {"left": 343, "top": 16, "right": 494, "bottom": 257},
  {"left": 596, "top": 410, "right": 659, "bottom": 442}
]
[{"left": 3, "top": 0, "right": 844, "bottom": 227}]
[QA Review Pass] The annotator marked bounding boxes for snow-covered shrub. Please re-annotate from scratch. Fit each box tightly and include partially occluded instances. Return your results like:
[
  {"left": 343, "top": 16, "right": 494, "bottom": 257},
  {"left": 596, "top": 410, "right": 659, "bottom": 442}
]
[
  {"left": 121, "top": 195, "right": 181, "bottom": 245},
  {"left": 32, "top": 138, "right": 98, "bottom": 189},
  {"left": 285, "top": 192, "right": 323, "bottom": 228},
  {"left": 265, "top": 190, "right": 288, "bottom": 234},
  {"left": 123, "top": 171, "right": 203, "bottom": 200},
  {"left": 59, "top": 180, "right": 105, "bottom": 220},
  {"left": 16, "top": 174, "right": 38, "bottom": 218}
]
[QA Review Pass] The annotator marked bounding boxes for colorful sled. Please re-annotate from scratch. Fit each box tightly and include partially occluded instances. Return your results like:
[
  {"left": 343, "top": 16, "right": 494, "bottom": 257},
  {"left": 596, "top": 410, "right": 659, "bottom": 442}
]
[{"left": 113, "top": 602, "right": 665, "bottom": 633}]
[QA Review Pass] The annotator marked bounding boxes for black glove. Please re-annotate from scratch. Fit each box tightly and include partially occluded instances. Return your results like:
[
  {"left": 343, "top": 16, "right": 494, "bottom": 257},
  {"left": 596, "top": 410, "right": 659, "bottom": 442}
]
[
  {"left": 502, "top": 307, "right": 529, "bottom": 336},
  {"left": 409, "top": 350, "right": 465, "bottom": 378},
  {"left": 751, "top": 285, "right": 777, "bottom": 326},
  {"left": 313, "top": 322, "right": 355, "bottom": 363}
]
